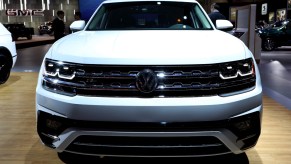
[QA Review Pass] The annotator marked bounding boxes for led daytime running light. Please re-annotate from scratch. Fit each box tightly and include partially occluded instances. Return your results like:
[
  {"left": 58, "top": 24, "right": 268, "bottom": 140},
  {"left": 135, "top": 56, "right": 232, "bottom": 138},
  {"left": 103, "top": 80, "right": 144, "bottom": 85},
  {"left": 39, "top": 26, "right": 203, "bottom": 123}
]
[
  {"left": 44, "top": 60, "right": 76, "bottom": 80},
  {"left": 219, "top": 69, "right": 254, "bottom": 80},
  {"left": 44, "top": 70, "right": 76, "bottom": 80},
  {"left": 219, "top": 59, "right": 255, "bottom": 80}
]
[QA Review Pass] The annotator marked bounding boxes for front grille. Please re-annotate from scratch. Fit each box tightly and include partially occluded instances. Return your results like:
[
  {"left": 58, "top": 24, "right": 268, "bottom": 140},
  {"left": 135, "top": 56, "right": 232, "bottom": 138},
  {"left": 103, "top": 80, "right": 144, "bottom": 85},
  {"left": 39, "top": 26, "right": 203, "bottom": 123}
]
[
  {"left": 66, "top": 135, "right": 231, "bottom": 157},
  {"left": 43, "top": 63, "right": 256, "bottom": 97}
]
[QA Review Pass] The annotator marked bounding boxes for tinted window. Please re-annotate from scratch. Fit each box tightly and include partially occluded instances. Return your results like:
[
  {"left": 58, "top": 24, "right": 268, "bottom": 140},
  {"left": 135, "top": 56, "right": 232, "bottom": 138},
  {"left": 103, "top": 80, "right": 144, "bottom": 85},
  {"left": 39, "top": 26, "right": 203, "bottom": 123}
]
[
  {"left": 285, "top": 21, "right": 291, "bottom": 29},
  {"left": 270, "top": 20, "right": 289, "bottom": 29},
  {"left": 87, "top": 1, "right": 212, "bottom": 30}
]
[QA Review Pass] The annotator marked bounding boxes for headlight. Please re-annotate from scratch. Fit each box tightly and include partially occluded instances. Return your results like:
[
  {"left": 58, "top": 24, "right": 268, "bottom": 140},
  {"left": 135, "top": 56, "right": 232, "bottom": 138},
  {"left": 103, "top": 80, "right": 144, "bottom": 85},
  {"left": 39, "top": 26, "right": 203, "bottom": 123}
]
[
  {"left": 42, "top": 58, "right": 77, "bottom": 96},
  {"left": 218, "top": 58, "right": 256, "bottom": 96},
  {"left": 219, "top": 58, "right": 255, "bottom": 80},
  {"left": 44, "top": 59, "right": 76, "bottom": 79}
]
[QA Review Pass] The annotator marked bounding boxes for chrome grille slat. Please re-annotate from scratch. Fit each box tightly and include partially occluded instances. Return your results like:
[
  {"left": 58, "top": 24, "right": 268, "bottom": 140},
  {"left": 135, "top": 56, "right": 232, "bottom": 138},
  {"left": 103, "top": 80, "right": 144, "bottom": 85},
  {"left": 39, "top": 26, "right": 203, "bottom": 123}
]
[
  {"left": 77, "top": 71, "right": 218, "bottom": 79},
  {"left": 73, "top": 142, "right": 223, "bottom": 148},
  {"left": 45, "top": 78, "right": 221, "bottom": 90},
  {"left": 76, "top": 74, "right": 137, "bottom": 79}
]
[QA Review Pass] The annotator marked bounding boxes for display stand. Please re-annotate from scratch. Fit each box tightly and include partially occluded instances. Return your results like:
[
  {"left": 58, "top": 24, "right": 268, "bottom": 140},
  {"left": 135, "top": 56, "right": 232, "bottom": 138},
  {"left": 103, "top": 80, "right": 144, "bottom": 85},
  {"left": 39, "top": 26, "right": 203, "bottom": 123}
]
[{"left": 233, "top": 4, "right": 261, "bottom": 63}]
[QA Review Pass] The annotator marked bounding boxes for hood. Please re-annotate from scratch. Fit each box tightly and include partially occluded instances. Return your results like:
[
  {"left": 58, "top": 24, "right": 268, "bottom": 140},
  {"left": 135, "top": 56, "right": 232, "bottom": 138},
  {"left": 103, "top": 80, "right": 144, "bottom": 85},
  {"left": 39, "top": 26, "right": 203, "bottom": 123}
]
[
  {"left": 0, "top": 23, "right": 11, "bottom": 36},
  {"left": 48, "top": 30, "right": 247, "bottom": 65}
]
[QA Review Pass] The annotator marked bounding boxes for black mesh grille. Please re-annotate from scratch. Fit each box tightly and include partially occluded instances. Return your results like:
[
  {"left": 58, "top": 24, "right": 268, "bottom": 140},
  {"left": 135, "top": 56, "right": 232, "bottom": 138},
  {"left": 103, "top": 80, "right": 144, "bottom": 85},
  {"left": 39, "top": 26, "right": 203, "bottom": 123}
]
[
  {"left": 66, "top": 135, "right": 231, "bottom": 156},
  {"left": 43, "top": 62, "right": 256, "bottom": 97}
]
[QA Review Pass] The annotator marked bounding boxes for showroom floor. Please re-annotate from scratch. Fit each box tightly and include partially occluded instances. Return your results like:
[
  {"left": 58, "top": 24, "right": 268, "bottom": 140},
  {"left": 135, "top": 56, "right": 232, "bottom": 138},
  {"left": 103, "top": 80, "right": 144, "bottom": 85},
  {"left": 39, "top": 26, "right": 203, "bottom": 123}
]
[
  {"left": 259, "top": 47, "right": 291, "bottom": 110},
  {"left": 0, "top": 40, "right": 290, "bottom": 163}
]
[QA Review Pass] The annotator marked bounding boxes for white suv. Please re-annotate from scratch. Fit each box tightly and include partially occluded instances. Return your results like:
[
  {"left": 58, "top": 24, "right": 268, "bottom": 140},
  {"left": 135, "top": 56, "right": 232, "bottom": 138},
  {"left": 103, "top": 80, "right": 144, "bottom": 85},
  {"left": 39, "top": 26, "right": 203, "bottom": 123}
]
[
  {"left": 0, "top": 23, "right": 17, "bottom": 84},
  {"left": 36, "top": 0, "right": 263, "bottom": 160}
]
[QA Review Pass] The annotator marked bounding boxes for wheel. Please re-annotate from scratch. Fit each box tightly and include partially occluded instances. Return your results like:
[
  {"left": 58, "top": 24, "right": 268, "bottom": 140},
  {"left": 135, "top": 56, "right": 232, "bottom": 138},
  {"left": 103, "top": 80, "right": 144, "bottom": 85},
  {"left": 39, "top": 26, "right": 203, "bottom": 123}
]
[
  {"left": 12, "top": 35, "right": 18, "bottom": 41},
  {"left": 0, "top": 54, "right": 11, "bottom": 84},
  {"left": 27, "top": 34, "right": 32, "bottom": 40},
  {"left": 262, "top": 38, "right": 276, "bottom": 51},
  {"left": 49, "top": 31, "right": 54, "bottom": 36}
]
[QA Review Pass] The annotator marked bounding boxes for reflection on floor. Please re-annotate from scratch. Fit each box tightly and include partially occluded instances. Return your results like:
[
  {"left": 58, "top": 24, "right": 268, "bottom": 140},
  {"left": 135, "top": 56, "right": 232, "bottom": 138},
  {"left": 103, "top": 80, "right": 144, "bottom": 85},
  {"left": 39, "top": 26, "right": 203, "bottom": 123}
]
[
  {"left": 12, "top": 44, "right": 51, "bottom": 72},
  {"left": 259, "top": 46, "right": 291, "bottom": 110}
]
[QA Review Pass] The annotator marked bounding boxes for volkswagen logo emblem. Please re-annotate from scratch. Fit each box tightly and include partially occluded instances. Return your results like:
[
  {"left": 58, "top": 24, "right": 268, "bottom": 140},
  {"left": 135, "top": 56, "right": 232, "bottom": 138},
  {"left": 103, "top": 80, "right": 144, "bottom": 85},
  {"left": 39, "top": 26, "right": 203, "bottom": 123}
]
[{"left": 136, "top": 69, "right": 158, "bottom": 93}]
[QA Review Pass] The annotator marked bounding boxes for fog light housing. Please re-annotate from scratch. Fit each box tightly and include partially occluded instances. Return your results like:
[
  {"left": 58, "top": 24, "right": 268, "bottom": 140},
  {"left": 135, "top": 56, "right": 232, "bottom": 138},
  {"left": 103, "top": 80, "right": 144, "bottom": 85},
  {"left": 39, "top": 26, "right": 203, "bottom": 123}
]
[
  {"left": 233, "top": 120, "right": 251, "bottom": 132},
  {"left": 228, "top": 112, "right": 261, "bottom": 150},
  {"left": 46, "top": 119, "right": 62, "bottom": 130},
  {"left": 37, "top": 111, "right": 68, "bottom": 148}
]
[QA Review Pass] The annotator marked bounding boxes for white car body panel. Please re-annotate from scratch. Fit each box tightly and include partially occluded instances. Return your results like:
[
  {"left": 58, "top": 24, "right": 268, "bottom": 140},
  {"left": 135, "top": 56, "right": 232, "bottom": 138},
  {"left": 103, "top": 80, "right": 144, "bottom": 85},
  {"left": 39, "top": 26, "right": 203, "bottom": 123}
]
[
  {"left": 51, "top": 30, "right": 247, "bottom": 65},
  {"left": 0, "top": 23, "right": 17, "bottom": 67},
  {"left": 0, "top": 23, "right": 17, "bottom": 84},
  {"left": 36, "top": 0, "right": 263, "bottom": 159}
]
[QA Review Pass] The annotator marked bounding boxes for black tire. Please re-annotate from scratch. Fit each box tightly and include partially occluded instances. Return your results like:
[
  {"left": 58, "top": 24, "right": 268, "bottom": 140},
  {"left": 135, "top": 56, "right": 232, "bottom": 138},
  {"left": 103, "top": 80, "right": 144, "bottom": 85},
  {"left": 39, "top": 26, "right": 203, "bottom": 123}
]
[
  {"left": 27, "top": 34, "right": 32, "bottom": 40},
  {"left": 262, "top": 38, "right": 276, "bottom": 51},
  {"left": 12, "top": 35, "right": 18, "bottom": 41},
  {"left": 0, "top": 54, "right": 11, "bottom": 84}
]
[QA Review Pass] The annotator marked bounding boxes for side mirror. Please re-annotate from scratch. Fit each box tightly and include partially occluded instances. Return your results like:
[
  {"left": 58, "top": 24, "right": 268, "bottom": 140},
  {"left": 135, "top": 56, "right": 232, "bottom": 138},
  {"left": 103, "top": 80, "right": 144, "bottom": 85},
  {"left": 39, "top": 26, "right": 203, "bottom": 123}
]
[
  {"left": 70, "top": 20, "right": 86, "bottom": 33},
  {"left": 216, "top": 20, "right": 233, "bottom": 31}
]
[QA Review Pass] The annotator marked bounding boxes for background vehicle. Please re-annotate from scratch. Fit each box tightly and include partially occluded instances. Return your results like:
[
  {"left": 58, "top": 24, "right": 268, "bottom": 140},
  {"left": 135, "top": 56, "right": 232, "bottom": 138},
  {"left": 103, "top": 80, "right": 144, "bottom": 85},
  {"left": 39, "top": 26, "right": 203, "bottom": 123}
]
[
  {"left": 259, "top": 20, "right": 291, "bottom": 51},
  {"left": 3, "top": 23, "right": 33, "bottom": 41},
  {"left": 38, "top": 21, "right": 53, "bottom": 35},
  {"left": 0, "top": 23, "right": 17, "bottom": 84},
  {"left": 36, "top": 0, "right": 262, "bottom": 162}
]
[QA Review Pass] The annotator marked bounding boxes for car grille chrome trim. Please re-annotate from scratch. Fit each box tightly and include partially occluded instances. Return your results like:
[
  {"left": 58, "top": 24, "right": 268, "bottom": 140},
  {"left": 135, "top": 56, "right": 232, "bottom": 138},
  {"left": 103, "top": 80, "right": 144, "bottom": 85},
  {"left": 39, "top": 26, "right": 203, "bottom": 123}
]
[
  {"left": 73, "top": 142, "right": 223, "bottom": 148},
  {"left": 43, "top": 64, "right": 256, "bottom": 97}
]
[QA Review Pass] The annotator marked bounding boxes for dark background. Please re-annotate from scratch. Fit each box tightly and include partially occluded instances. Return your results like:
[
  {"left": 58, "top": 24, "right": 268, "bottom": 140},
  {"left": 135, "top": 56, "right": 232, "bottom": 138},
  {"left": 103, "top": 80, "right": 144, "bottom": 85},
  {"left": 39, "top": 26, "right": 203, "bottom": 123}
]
[
  {"left": 78, "top": 0, "right": 103, "bottom": 22},
  {"left": 78, "top": 0, "right": 291, "bottom": 24}
]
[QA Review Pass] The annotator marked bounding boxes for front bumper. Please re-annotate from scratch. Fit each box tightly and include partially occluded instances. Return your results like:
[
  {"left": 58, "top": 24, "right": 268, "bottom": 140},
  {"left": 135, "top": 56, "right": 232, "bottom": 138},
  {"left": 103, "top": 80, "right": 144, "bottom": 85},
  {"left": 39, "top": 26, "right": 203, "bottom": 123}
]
[{"left": 36, "top": 84, "right": 262, "bottom": 157}]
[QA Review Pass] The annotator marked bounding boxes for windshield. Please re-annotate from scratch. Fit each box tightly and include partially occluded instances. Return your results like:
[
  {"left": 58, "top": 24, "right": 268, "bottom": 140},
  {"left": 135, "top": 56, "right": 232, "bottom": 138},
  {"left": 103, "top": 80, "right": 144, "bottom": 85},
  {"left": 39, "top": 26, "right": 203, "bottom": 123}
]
[
  {"left": 86, "top": 1, "right": 213, "bottom": 30},
  {"left": 269, "top": 20, "right": 289, "bottom": 29}
]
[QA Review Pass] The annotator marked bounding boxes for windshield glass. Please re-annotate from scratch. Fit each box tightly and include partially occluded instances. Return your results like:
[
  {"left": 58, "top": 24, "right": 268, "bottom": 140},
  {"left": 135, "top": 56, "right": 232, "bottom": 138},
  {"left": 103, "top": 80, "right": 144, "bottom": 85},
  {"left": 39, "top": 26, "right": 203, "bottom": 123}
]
[
  {"left": 269, "top": 20, "right": 289, "bottom": 29},
  {"left": 86, "top": 1, "right": 213, "bottom": 30}
]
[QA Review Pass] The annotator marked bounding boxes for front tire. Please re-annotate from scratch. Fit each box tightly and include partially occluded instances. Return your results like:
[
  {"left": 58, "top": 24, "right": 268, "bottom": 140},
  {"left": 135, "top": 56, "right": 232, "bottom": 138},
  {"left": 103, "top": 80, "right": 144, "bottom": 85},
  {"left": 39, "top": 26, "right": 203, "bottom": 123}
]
[
  {"left": 27, "top": 34, "right": 32, "bottom": 40},
  {"left": 0, "top": 54, "right": 11, "bottom": 84},
  {"left": 12, "top": 35, "right": 18, "bottom": 41},
  {"left": 262, "top": 38, "right": 276, "bottom": 51}
]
